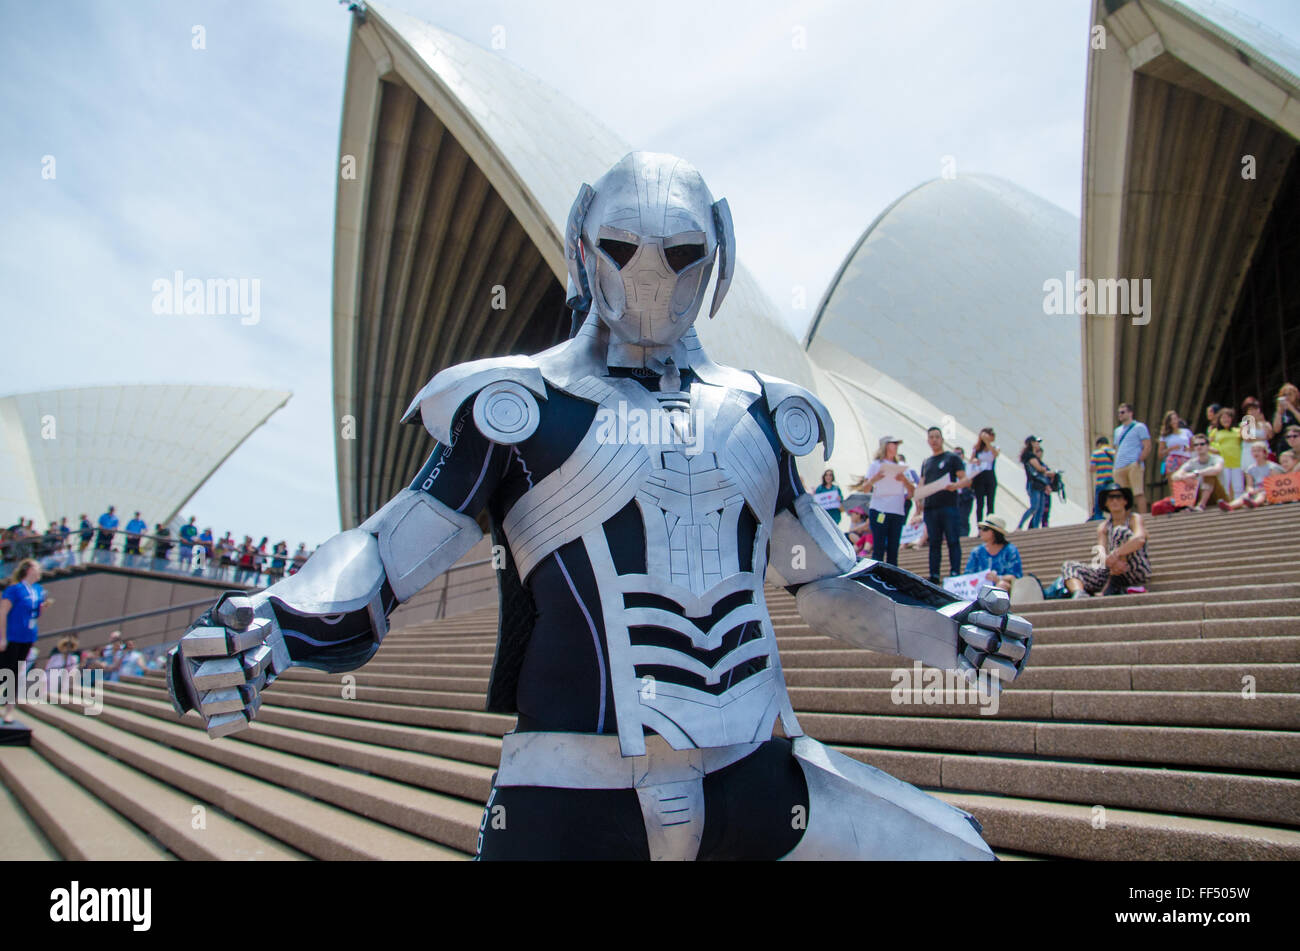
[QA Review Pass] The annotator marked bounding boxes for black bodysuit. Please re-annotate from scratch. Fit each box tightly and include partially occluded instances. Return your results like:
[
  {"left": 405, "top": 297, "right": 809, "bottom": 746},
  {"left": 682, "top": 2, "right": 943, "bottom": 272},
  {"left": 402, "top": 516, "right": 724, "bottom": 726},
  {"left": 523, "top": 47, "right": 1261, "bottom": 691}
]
[{"left": 408, "top": 366, "right": 810, "bottom": 859}]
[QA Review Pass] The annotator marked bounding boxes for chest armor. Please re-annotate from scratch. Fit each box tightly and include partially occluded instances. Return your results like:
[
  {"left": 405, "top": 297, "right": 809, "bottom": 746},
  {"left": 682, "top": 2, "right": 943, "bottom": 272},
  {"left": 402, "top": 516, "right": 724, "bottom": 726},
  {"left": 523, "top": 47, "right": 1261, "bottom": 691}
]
[{"left": 500, "top": 374, "right": 802, "bottom": 756}]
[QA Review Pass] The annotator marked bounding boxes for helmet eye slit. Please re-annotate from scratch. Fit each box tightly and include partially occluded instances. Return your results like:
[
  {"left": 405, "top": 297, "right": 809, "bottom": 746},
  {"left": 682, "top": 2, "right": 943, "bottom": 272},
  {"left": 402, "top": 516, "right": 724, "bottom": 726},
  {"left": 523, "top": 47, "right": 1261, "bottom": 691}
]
[
  {"left": 664, "top": 243, "right": 706, "bottom": 273},
  {"left": 598, "top": 238, "right": 638, "bottom": 269}
]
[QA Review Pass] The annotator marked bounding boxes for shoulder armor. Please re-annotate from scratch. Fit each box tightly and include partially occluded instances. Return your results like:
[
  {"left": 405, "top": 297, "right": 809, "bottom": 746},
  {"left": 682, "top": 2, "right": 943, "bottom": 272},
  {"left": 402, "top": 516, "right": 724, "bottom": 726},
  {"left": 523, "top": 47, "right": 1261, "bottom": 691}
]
[
  {"left": 402, "top": 355, "right": 547, "bottom": 445},
  {"left": 753, "top": 371, "right": 834, "bottom": 460}
]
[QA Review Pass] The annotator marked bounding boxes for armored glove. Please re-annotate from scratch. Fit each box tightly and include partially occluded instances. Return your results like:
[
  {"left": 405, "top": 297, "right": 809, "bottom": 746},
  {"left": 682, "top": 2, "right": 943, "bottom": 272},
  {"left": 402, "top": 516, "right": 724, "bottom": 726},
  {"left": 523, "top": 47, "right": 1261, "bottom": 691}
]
[
  {"left": 793, "top": 561, "right": 1033, "bottom": 691},
  {"left": 952, "top": 583, "right": 1032, "bottom": 690},
  {"left": 167, "top": 592, "right": 291, "bottom": 737}
]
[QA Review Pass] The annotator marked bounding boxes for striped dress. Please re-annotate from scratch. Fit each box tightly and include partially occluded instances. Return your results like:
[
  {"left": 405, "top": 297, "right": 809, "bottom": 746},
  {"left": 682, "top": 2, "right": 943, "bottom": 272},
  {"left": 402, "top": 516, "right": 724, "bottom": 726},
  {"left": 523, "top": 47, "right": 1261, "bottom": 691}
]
[{"left": 1061, "top": 515, "right": 1151, "bottom": 593}]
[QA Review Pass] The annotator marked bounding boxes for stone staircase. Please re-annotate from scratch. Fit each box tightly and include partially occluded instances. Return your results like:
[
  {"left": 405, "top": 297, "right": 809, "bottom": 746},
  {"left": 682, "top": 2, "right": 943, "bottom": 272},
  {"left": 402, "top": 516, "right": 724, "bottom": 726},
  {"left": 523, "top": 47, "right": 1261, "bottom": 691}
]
[{"left": 2, "top": 504, "right": 1298, "bottom": 860}]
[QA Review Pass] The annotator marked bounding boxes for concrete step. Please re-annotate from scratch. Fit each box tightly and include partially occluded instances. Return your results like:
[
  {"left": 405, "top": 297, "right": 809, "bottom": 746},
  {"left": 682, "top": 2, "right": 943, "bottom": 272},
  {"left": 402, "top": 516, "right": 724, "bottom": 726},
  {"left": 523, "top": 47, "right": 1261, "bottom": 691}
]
[
  {"left": 283, "top": 669, "right": 490, "bottom": 692},
  {"left": 216, "top": 675, "right": 490, "bottom": 712},
  {"left": 1002, "top": 598, "right": 1300, "bottom": 629},
  {"left": 103, "top": 690, "right": 495, "bottom": 803},
  {"left": 115, "top": 677, "right": 514, "bottom": 737},
  {"left": 22, "top": 701, "right": 465, "bottom": 860},
  {"left": 833, "top": 745, "right": 1300, "bottom": 828},
  {"left": 793, "top": 712, "right": 1300, "bottom": 772},
  {"left": 772, "top": 616, "right": 1300, "bottom": 647},
  {"left": 785, "top": 663, "right": 1299, "bottom": 693},
  {"left": 1012, "top": 583, "right": 1300, "bottom": 615},
  {"left": 107, "top": 683, "right": 503, "bottom": 768},
  {"left": 0, "top": 743, "right": 172, "bottom": 860},
  {"left": 784, "top": 686, "right": 1299, "bottom": 730},
  {"left": 1025, "top": 636, "right": 1300, "bottom": 666},
  {"left": 937, "top": 791, "right": 1300, "bottom": 860},
  {"left": 368, "top": 644, "right": 497, "bottom": 658},
  {"left": 0, "top": 776, "right": 61, "bottom": 860},
  {"left": 774, "top": 626, "right": 1233, "bottom": 650},
  {"left": 28, "top": 715, "right": 303, "bottom": 861},
  {"left": 75, "top": 702, "right": 488, "bottom": 854}
]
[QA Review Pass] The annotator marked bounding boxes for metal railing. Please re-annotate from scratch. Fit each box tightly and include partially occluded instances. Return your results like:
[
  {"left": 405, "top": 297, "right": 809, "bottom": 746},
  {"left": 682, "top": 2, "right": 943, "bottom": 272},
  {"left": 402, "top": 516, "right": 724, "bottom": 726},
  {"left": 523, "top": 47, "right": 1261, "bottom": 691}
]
[
  {"left": 2, "top": 527, "right": 309, "bottom": 587},
  {"left": 8, "top": 524, "right": 497, "bottom": 654}
]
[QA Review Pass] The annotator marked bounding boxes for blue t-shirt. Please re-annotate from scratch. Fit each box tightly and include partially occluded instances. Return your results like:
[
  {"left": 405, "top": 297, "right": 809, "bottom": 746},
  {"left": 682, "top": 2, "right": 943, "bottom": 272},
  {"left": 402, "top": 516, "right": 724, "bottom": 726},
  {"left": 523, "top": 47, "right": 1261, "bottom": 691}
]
[
  {"left": 98, "top": 512, "right": 119, "bottom": 530},
  {"left": 965, "top": 544, "right": 1023, "bottom": 578},
  {"left": 1112, "top": 422, "right": 1150, "bottom": 469},
  {"left": 119, "top": 651, "right": 145, "bottom": 679},
  {"left": 3, "top": 582, "right": 46, "bottom": 644},
  {"left": 126, "top": 518, "right": 147, "bottom": 535}
]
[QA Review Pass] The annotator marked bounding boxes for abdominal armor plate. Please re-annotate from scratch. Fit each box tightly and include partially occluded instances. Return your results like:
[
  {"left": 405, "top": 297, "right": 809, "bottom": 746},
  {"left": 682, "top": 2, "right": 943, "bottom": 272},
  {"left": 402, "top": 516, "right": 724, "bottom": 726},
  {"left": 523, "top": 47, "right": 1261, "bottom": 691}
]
[{"left": 500, "top": 373, "right": 804, "bottom": 755}]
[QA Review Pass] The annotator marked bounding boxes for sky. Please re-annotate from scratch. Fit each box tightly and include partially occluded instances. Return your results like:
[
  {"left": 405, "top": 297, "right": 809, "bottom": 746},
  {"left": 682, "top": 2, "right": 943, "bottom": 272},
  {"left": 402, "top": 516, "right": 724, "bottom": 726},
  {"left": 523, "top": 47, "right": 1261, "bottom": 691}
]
[{"left": 3, "top": 0, "right": 1299, "bottom": 548}]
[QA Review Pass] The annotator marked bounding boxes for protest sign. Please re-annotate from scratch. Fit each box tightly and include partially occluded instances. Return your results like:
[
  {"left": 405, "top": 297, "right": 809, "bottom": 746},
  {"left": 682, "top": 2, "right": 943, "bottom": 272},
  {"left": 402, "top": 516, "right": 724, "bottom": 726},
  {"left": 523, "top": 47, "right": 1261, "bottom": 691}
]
[
  {"left": 1262, "top": 471, "right": 1300, "bottom": 505},
  {"left": 943, "top": 571, "right": 990, "bottom": 601},
  {"left": 1171, "top": 478, "right": 1197, "bottom": 508}
]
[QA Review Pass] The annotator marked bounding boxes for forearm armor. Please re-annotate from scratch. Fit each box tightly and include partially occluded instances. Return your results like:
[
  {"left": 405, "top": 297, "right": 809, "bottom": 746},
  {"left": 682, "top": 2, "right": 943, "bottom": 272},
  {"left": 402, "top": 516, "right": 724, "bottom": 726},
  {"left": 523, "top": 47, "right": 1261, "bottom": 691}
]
[
  {"left": 794, "top": 560, "right": 966, "bottom": 669},
  {"left": 794, "top": 560, "right": 1031, "bottom": 680},
  {"left": 169, "top": 489, "right": 482, "bottom": 734},
  {"left": 263, "top": 488, "right": 483, "bottom": 673}
]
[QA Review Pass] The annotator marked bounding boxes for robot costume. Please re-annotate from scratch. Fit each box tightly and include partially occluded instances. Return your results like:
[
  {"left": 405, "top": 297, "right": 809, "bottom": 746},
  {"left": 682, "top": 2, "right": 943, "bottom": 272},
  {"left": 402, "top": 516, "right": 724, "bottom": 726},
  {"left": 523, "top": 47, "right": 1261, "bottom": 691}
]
[{"left": 168, "top": 152, "right": 1032, "bottom": 861}]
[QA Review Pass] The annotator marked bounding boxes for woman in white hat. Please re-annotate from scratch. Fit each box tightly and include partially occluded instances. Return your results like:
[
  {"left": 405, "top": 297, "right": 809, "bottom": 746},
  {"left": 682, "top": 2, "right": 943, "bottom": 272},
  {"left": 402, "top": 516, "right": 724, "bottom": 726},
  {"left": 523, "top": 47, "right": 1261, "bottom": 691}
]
[
  {"left": 964, "top": 516, "right": 1022, "bottom": 592},
  {"left": 863, "top": 435, "right": 914, "bottom": 566}
]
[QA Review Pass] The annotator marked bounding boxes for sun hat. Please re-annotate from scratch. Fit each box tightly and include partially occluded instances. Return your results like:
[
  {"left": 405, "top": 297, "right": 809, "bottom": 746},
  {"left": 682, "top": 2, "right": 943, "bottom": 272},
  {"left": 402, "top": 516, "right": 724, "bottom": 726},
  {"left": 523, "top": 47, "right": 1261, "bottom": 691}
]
[
  {"left": 977, "top": 515, "right": 1009, "bottom": 535},
  {"left": 878, "top": 435, "right": 902, "bottom": 449},
  {"left": 1095, "top": 479, "right": 1133, "bottom": 510}
]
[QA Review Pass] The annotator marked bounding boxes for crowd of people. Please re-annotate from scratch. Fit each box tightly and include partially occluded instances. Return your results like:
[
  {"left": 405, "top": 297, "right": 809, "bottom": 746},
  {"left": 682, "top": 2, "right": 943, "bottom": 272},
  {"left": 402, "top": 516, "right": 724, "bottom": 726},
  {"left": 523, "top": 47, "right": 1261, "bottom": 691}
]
[
  {"left": 1, "top": 508, "right": 317, "bottom": 589},
  {"left": 1088, "top": 387, "right": 1299, "bottom": 517},
  {"left": 821, "top": 383, "right": 1300, "bottom": 600},
  {"left": 828, "top": 424, "right": 1047, "bottom": 588},
  {"left": 0, "top": 556, "right": 172, "bottom": 724}
]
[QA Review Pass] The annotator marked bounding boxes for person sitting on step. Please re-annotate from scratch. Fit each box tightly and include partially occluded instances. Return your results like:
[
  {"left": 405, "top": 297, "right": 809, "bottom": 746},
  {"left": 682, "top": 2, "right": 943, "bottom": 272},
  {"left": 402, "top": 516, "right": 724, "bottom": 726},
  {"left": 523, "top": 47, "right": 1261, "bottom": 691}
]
[
  {"left": 1168, "top": 435, "right": 1226, "bottom": 511},
  {"left": 1219, "top": 441, "right": 1284, "bottom": 511},
  {"left": 963, "top": 515, "right": 1022, "bottom": 593},
  {"left": 1060, "top": 481, "right": 1151, "bottom": 598}
]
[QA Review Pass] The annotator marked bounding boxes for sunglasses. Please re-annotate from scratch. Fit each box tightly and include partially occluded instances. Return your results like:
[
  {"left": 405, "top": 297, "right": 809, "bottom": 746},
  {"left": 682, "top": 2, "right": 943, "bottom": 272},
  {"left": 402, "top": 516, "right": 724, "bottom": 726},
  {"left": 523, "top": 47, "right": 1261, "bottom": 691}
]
[
  {"left": 1105, "top": 493, "right": 1126, "bottom": 500},
  {"left": 1193, "top": 442, "right": 1208, "bottom": 447}
]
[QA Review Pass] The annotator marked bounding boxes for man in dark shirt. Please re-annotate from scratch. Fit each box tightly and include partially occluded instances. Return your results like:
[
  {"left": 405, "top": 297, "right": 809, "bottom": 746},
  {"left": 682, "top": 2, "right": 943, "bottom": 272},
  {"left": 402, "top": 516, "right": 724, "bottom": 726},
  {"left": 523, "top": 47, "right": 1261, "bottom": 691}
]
[{"left": 910, "top": 426, "right": 966, "bottom": 584}]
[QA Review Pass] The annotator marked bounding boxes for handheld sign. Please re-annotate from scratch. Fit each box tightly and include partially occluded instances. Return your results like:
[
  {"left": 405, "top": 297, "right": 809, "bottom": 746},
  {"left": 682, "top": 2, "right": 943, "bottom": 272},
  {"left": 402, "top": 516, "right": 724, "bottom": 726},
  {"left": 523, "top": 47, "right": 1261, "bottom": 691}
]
[
  {"left": 943, "top": 571, "right": 991, "bottom": 601},
  {"left": 900, "top": 521, "right": 924, "bottom": 546},
  {"left": 1171, "top": 478, "right": 1198, "bottom": 508},
  {"left": 1262, "top": 472, "right": 1300, "bottom": 505},
  {"left": 913, "top": 477, "right": 955, "bottom": 502}
]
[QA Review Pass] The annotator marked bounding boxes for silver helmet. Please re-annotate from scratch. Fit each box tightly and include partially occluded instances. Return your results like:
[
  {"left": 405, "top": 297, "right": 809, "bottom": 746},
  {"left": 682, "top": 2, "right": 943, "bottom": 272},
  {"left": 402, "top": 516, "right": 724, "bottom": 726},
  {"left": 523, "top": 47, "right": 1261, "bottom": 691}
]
[{"left": 565, "top": 152, "right": 735, "bottom": 348}]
